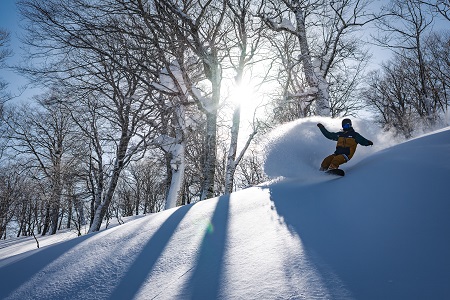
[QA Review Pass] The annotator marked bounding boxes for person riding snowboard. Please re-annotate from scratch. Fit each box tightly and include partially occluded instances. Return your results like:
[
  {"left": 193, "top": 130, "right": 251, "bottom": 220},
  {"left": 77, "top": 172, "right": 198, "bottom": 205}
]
[{"left": 317, "top": 118, "right": 373, "bottom": 171}]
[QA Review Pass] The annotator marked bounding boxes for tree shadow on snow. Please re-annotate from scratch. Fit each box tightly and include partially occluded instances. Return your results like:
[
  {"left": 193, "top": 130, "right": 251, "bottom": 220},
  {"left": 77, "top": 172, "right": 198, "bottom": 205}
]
[
  {"left": 181, "top": 194, "right": 230, "bottom": 299},
  {"left": 0, "top": 233, "right": 94, "bottom": 299},
  {"left": 109, "top": 203, "right": 193, "bottom": 300}
]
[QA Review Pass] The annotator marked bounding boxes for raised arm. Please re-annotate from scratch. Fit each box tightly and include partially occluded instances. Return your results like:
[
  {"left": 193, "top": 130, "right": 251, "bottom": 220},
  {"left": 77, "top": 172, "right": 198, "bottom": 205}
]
[{"left": 317, "top": 123, "right": 339, "bottom": 141}]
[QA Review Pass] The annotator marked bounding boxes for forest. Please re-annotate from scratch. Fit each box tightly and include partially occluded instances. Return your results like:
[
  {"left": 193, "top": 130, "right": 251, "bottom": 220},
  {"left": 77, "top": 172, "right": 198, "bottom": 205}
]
[{"left": 0, "top": 0, "right": 448, "bottom": 238}]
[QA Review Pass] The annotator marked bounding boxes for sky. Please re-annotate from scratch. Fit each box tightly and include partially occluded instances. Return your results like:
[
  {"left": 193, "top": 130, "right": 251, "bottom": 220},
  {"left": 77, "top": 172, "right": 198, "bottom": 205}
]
[
  {"left": 0, "top": 0, "right": 29, "bottom": 100},
  {"left": 0, "top": 1, "right": 18, "bottom": 32},
  {"left": 0, "top": 116, "right": 449, "bottom": 299}
]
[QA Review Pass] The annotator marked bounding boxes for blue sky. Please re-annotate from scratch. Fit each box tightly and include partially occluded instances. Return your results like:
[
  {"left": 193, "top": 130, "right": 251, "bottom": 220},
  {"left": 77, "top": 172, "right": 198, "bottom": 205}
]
[
  {"left": 0, "top": 0, "right": 32, "bottom": 102},
  {"left": 0, "top": 1, "right": 18, "bottom": 31}
]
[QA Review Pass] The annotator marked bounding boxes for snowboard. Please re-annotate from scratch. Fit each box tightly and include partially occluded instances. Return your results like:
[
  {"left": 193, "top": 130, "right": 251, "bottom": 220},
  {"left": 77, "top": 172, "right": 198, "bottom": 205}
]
[{"left": 325, "top": 168, "right": 345, "bottom": 176}]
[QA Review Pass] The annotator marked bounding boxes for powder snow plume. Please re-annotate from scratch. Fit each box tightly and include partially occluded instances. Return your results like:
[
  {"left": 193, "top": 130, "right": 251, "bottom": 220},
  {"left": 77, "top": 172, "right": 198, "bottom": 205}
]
[{"left": 261, "top": 117, "right": 399, "bottom": 180}]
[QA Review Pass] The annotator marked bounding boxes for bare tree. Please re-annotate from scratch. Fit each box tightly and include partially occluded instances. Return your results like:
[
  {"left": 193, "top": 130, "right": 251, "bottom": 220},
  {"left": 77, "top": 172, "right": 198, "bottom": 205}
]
[
  {"left": 2, "top": 94, "right": 78, "bottom": 235},
  {"left": 0, "top": 29, "right": 11, "bottom": 106},
  {"left": 235, "top": 148, "right": 268, "bottom": 189},
  {"left": 363, "top": 63, "right": 417, "bottom": 138},
  {"left": 0, "top": 29, "right": 12, "bottom": 154},
  {"left": 436, "top": 0, "right": 450, "bottom": 20},
  {"left": 148, "top": 0, "right": 229, "bottom": 200},
  {"left": 125, "top": 0, "right": 241, "bottom": 201},
  {"left": 259, "top": 0, "right": 329, "bottom": 116},
  {"left": 133, "top": 0, "right": 268, "bottom": 198},
  {"left": 363, "top": 28, "right": 450, "bottom": 137},
  {"left": 19, "top": 0, "right": 160, "bottom": 232},
  {"left": 259, "top": 0, "right": 376, "bottom": 118},
  {"left": 223, "top": 0, "right": 263, "bottom": 194},
  {"left": 0, "top": 166, "right": 21, "bottom": 239},
  {"left": 374, "top": 0, "right": 438, "bottom": 125},
  {"left": 425, "top": 32, "right": 450, "bottom": 115},
  {"left": 128, "top": 158, "right": 167, "bottom": 214},
  {"left": 113, "top": 158, "right": 167, "bottom": 218},
  {"left": 420, "top": 0, "right": 450, "bottom": 21}
]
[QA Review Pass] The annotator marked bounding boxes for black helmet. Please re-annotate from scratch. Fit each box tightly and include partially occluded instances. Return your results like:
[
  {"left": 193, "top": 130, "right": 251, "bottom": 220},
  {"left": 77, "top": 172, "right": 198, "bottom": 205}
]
[{"left": 342, "top": 118, "right": 352, "bottom": 129}]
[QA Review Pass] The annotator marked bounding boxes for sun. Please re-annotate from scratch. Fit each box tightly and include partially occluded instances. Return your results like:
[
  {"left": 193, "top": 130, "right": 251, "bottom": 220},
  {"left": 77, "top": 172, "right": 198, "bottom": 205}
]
[
  {"left": 222, "top": 64, "right": 273, "bottom": 128},
  {"left": 230, "top": 81, "right": 256, "bottom": 106}
]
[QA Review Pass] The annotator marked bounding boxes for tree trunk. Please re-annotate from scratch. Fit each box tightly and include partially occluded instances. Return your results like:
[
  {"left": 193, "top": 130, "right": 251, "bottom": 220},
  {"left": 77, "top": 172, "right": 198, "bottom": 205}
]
[
  {"left": 200, "top": 110, "right": 218, "bottom": 200},
  {"left": 225, "top": 104, "right": 240, "bottom": 194},
  {"left": 67, "top": 195, "right": 73, "bottom": 229},
  {"left": 88, "top": 133, "right": 130, "bottom": 233},
  {"left": 200, "top": 59, "right": 220, "bottom": 200},
  {"left": 165, "top": 104, "right": 186, "bottom": 209},
  {"left": 294, "top": 6, "right": 330, "bottom": 116},
  {"left": 164, "top": 150, "right": 185, "bottom": 209},
  {"left": 41, "top": 204, "right": 51, "bottom": 236},
  {"left": 49, "top": 160, "right": 62, "bottom": 235}
]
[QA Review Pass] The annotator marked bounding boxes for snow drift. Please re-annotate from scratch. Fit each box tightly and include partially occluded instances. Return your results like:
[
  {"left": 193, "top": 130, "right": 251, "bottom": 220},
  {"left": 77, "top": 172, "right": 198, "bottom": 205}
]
[{"left": 0, "top": 122, "right": 449, "bottom": 300}]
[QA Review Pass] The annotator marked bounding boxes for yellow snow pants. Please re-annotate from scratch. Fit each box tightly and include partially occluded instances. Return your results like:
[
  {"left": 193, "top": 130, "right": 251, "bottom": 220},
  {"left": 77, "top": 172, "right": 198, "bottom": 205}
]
[{"left": 321, "top": 154, "right": 348, "bottom": 170}]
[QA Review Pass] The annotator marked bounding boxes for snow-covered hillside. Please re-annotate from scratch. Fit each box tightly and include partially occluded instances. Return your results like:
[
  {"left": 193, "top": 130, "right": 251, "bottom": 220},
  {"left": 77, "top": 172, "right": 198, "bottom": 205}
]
[{"left": 1, "top": 119, "right": 449, "bottom": 300}]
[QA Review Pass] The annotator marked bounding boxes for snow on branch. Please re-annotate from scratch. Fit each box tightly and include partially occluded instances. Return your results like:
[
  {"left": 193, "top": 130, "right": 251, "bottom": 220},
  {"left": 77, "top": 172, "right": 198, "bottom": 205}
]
[
  {"left": 152, "top": 62, "right": 186, "bottom": 94},
  {"left": 292, "top": 86, "right": 319, "bottom": 98},
  {"left": 192, "top": 86, "right": 215, "bottom": 115},
  {"left": 151, "top": 61, "right": 215, "bottom": 114},
  {"left": 279, "top": 18, "right": 296, "bottom": 31},
  {"left": 155, "top": 134, "right": 178, "bottom": 153},
  {"left": 259, "top": 14, "right": 297, "bottom": 34}
]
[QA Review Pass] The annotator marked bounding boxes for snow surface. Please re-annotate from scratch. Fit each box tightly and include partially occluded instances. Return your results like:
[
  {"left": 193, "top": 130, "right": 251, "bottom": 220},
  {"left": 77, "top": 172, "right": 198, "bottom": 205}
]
[{"left": 1, "top": 118, "right": 449, "bottom": 300}]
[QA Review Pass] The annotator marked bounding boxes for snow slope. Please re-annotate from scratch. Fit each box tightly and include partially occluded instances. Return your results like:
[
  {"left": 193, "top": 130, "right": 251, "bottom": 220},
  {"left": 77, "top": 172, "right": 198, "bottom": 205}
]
[{"left": 0, "top": 120, "right": 449, "bottom": 300}]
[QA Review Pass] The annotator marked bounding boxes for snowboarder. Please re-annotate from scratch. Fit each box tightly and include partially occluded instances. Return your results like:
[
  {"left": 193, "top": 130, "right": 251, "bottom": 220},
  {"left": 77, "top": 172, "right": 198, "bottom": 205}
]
[{"left": 317, "top": 118, "right": 373, "bottom": 172}]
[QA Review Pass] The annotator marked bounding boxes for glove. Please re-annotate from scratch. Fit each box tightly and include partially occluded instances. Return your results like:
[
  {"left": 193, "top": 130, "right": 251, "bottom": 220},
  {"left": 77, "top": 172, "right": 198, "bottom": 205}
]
[
  {"left": 368, "top": 140, "right": 373, "bottom": 146},
  {"left": 317, "top": 123, "right": 324, "bottom": 128}
]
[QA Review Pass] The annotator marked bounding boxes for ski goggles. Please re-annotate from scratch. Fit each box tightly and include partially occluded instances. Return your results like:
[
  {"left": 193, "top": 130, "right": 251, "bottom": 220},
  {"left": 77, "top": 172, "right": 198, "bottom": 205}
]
[{"left": 342, "top": 123, "right": 351, "bottom": 129}]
